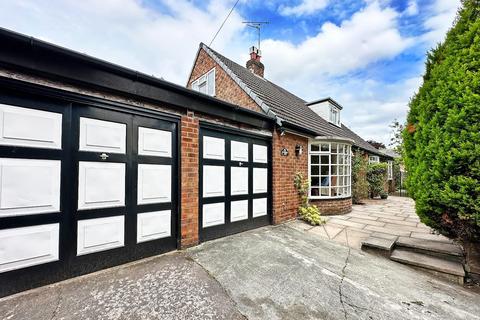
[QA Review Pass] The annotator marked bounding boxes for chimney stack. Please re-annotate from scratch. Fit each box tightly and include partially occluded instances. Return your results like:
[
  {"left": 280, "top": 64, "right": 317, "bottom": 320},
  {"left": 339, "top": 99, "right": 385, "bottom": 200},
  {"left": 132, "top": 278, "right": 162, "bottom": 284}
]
[{"left": 246, "top": 46, "right": 264, "bottom": 77}]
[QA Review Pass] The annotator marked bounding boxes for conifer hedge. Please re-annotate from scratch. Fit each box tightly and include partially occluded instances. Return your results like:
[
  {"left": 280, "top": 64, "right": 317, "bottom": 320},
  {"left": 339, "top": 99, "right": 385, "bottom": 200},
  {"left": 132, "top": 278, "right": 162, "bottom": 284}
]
[{"left": 403, "top": 0, "right": 480, "bottom": 240}]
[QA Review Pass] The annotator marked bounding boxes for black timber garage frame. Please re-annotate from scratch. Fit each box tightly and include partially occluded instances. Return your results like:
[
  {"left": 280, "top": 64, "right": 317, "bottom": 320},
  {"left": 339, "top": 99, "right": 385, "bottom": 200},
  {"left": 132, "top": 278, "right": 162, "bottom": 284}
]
[
  {"left": 199, "top": 122, "right": 273, "bottom": 242},
  {"left": 0, "top": 80, "right": 181, "bottom": 298}
]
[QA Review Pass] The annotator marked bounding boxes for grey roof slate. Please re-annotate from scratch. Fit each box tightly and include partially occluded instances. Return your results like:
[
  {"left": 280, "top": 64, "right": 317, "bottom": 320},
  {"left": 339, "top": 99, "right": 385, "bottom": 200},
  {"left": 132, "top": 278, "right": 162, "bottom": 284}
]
[{"left": 200, "top": 43, "right": 389, "bottom": 158}]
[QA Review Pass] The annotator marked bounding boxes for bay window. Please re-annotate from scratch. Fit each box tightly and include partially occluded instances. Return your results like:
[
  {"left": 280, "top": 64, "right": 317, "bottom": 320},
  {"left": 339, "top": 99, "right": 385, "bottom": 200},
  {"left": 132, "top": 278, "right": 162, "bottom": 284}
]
[{"left": 309, "top": 142, "right": 352, "bottom": 198}]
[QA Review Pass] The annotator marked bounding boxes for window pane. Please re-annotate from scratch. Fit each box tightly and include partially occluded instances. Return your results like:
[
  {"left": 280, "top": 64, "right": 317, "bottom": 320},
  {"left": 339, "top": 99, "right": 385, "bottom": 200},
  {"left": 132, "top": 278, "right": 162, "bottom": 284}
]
[
  {"left": 331, "top": 143, "right": 338, "bottom": 153},
  {"left": 320, "top": 176, "right": 330, "bottom": 186},
  {"left": 311, "top": 165, "right": 319, "bottom": 175},
  {"left": 311, "top": 188, "right": 319, "bottom": 196},
  {"left": 199, "top": 81, "right": 207, "bottom": 94},
  {"left": 331, "top": 165, "right": 337, "bottom": 175},
  {"left": 320, "top": 155, "right": 329, "bottom": 164},
  {"left": 207, "top": 70, "right": 215, "bottom": 96},
  {"left": 331, "top": 187, "right": 338, "bottom": 196},
  {"left": 310, "top": 144, "right": 320, "bottom": 152},
  {"left": 311, "top": 155, "right": 319, "bottom": 164},
  {"left": 311, "top": 177, "right": 320, "bottom": 187},
  {"left": 331, "top": 154, "right": 337, "bottom": 164},
  {"left": 321, "top": 166, "right": 329, "bottom": 175},
  {"left": 339, "top": 166, "right": 344, "bottom": 174},
  {"left": 320, "top": 187, "right": 329, "bottom": 196},
  {"left": 331, "top": 176, "right": 338, "bottom": 187},
  {"left": 321, "top": 144, "right": 329, "bottom": 152}
]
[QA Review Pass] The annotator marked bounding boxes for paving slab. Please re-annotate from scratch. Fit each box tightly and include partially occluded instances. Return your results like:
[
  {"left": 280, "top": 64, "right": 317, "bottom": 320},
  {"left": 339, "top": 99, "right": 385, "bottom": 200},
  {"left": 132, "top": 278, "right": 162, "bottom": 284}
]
[
  {"left": 350, "top": 217, "right": 385, "bottom": 227},
  {"left": 410, "top": 232, "right": 454, "bottom": 243},
  {"left": 371, "top": 232, "right": 399, "bottom": 241},
  {"left": 391, "top": 249, "right": 465, "bottom": 277},
  {"left": 362, "top": 237, "right": 396, "bottom": 251},
  {"left": 0, "top": 253, "right": 244, "bottom": 320},
  {"left": 364, "top": 225, "right": 412, "bottom": 237},
  {"left": 327, "top": 218, "right": 366, "bottom": 229}
]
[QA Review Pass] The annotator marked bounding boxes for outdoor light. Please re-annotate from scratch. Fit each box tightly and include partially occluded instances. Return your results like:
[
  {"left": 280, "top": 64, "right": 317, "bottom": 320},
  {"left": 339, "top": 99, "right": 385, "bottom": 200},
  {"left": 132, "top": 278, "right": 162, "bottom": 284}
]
[{"left": 295, "top": 144, "right": 303, "bottom": 156}]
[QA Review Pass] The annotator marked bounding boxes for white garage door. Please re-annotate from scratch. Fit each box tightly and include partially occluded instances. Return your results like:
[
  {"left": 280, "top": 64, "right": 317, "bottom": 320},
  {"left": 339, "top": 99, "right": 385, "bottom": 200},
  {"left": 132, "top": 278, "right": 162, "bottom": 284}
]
[
  {"left": 0, "top": 99, "right": 178, "bottom": 297},
  {"left": 199, "top": 126, "right": 271, "bottom": 242}
]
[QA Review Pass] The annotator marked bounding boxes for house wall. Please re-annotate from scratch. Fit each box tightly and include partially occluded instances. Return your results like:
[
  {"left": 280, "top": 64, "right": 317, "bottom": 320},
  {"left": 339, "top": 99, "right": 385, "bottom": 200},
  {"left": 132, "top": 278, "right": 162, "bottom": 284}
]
[{"left": 187, "top": 49, "right": 263, "bottom": 114}]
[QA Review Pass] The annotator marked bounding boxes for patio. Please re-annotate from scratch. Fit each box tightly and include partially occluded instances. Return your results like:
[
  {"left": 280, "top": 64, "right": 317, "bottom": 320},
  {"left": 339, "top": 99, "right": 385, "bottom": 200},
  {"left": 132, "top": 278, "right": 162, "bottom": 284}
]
[{"left": 289, "top": 196, "right": 453, "bottom": 250}]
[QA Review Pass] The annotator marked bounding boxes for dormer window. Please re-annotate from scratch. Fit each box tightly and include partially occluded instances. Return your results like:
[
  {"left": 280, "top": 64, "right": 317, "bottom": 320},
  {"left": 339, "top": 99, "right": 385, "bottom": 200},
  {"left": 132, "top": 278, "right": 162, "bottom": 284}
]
[
  {"left": 330, "top": 106, "right": 340, "bottom": 126},
  {"left": 369, "top": 155, "right": 380, "bottom": 164},
  {"left": 191, "top": 68, "right": 215, "bottom": 96}
]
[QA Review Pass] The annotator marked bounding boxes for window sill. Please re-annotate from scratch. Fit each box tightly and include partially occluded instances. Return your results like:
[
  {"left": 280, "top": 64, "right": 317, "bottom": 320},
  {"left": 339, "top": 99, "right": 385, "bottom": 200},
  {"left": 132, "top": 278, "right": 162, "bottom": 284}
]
[{"left": 309, "top": 195, "right": 351, "bottom": 200}]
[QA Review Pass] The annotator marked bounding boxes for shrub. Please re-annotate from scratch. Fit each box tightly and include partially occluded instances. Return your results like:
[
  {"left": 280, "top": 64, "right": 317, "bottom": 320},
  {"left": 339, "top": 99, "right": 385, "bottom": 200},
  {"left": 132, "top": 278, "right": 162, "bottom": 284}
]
[
  {"left": 352, "top": 151, "right": 369, "bottom": 203},
  {"left": 293, "top": 172, "right": 325, "bottom": 226},
  {"left": 299, "top": 205, "right": 323, "bottom": 226},
  {"left": 403, "top": 0, "right": 480, "bottom": 241},
  {"left": 367, "top": 163, "right": 388, "bottom": 198}
]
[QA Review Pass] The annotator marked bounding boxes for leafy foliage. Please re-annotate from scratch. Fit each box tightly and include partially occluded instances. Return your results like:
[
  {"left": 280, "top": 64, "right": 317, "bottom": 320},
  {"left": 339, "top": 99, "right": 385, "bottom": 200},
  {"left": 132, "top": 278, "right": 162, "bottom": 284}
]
[
  {"left": 352, "top": 151, "right": 369, "bottom": 203},
  {"left": 403, "top": 0, "right": 480, "bottom": 240},
  {"left": 294, "top": 172, "right": 325, "bottom": 226},
  {"left": 367, "top": 163, "right": 388, "bottom": 198},
  {"left": 366, "top": 140, "right": 386, "bottom": 150},
  {"left": 299, "top": 205, "right": 323, "bottom": 226},
  {"left": 389, "top": 119, "right": 405, "bottom": 156}
]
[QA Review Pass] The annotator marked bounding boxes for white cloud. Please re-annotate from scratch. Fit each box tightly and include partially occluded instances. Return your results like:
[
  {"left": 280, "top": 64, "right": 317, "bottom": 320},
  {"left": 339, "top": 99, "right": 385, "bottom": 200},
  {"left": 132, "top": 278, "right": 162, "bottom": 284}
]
[
  {"left": 279, "top": 0, "right": 330, "bottom": 17},
  {"left": 0, "top": 0, "right": 248, "bottom": 84},
  {"left": 262, "top": 2, "right": 414, "bottom": 81},
  {"left": 405, "top": 0, "right": 418, "bottom": 16},
  {"left": 422, "top": 0, "right": 461, "bottom": 45}
]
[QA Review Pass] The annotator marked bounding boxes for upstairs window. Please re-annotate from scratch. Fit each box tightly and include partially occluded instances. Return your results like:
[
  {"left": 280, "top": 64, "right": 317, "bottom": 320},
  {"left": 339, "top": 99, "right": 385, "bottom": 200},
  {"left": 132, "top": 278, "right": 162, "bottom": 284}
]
[
  {"left": 329, "top": 106, "right": 340, "bottom": 126},
  {"left": 191, "top": 68, "right": 215, "bottom": 96},
  {"left": 369, "top": 155, "right": 380, "bottom": 164}
]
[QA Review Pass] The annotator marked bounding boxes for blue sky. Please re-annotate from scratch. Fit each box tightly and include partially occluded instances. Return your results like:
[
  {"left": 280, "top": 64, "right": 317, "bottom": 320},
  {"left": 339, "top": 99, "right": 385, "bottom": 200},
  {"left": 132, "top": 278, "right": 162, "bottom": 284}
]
[{"left": 0, "top": 0, "right": 460, "bottom": 145}]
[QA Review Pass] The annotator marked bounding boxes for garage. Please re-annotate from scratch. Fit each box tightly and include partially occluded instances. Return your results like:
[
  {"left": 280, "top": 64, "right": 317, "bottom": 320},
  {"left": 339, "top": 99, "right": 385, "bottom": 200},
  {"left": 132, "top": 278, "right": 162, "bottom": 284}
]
[
  {"left": 199, "top": 124, "right": 271, "bottom": 242},
  {"left": 0, "top": 93, "right": 179, "bottom": 296}
]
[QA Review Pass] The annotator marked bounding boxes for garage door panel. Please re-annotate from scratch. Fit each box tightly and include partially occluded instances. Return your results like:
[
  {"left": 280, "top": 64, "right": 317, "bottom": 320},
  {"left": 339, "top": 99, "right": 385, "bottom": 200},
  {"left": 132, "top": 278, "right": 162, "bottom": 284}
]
[
  {"left": 253, "top": 144, "right": 268, "bottom": 163},
  {"left": 231, "top": 141, "right": 248, "bottom": 162},
  {"left": 231, "top": 167, "right": 248, "bottom": 195},
  {"left": 253, "top": 198, "right": 267, "bottom": 217},
  {"left": 253, "top": 168, "right": 268, "bottom": 194},
  {"left": 137, "top": 164, "right": 171, "bottom": 204},
  {"left": 203, "top": 165, "right": 224, "bottom": 197},
  {"left": 230, "top": 200, "right": 248, "bottom": 222},
  {"left": 203, "top": 202, "right": 225, "bottom": 228},
  {"left": 137, "top": 210, "right": 171, "bottom": 243},
  {"left": 0, "top": 224, "right": 59, "bottom": 273},
  {"left": 78, "top": 162, "right": 125, "bottom": 210},
  {"left": 203, "top": 136, "right": 224, "bottom": 160},
  {"left": 0, "top": 104, "right": 62, "bottom": 150},
  {"left": 138, "top": 127, "right": 172, "bottom": 157},
  {"left": 79, "top": 118, "right": 126, "bottom": 154},
  {"left": 77, "top": 216, "right": 125, "bottom": 256},
  {"left": 0, "top": 158, "right": 61, "bottom": 217}
]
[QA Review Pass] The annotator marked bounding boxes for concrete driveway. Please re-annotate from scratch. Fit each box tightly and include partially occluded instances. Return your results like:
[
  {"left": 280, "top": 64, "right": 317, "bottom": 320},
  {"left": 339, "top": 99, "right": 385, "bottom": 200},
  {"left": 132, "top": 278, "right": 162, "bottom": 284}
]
[
  {"left": 0, "top": 253, "right": 244, "bottom": 320},
  {"left": 188, "top": 224, "right": 480, "bottom": 320}
]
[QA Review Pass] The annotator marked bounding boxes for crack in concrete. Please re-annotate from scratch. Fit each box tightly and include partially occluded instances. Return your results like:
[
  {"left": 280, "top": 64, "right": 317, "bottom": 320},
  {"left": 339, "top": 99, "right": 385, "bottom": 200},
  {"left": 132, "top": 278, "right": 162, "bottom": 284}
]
[
  {"left": 49, "top": 287, "right": 63, "bottom": 320},
  {"left": 339, "top": 230, "right": 351, "bottom": 320}
]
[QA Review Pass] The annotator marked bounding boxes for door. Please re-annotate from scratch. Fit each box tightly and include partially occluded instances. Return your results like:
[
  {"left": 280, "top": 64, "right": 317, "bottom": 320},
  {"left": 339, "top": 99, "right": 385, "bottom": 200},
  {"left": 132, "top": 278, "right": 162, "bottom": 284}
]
[
  {"left": 0, "top": 92, "right": 178, "bottom": 297},
  {"left": 199, "top": 125, "right": 271, "bottom": 242}
]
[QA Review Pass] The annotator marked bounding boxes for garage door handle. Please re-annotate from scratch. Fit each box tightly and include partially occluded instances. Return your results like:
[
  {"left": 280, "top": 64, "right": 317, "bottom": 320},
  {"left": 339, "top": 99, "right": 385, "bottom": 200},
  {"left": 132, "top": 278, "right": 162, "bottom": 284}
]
[{"left": 99, "top": 153, "right": 109, "bottom": 160}]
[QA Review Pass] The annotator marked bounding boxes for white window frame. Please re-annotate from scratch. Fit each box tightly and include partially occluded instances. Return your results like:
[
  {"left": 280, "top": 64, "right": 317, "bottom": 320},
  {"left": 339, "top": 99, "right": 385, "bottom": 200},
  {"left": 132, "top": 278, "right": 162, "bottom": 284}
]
[
  {"left": 329, "top": 106, "right": 341, "bottom": 126},
  {"left": 387, "top": 160, "right": 393, "bottom": 180},
  {"left": 308, "top": 141, "right": 352, "bottom": 199},
  {"left": 369, "top": 155, "right": 380, "bottom": 164},
  {"left": 191, "top": 68, "right": 215, "bottom": 97}
]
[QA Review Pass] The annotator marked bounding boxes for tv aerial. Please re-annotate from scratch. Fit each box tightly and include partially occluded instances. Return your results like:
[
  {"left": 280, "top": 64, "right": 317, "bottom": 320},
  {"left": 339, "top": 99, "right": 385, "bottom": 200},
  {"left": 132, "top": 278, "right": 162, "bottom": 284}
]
[{"left": 242, "top": 21, "right": 269, "bottom": 49}]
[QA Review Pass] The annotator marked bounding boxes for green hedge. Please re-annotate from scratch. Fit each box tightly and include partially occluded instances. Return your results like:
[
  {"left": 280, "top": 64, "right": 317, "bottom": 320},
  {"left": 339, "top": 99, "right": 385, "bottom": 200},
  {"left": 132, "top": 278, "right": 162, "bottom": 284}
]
[
  {"left": 403, "top": 0, "right": 480, "bottom": 241},
  {"left": 352, "top": 151, "right": 369, "bottom": 203}
]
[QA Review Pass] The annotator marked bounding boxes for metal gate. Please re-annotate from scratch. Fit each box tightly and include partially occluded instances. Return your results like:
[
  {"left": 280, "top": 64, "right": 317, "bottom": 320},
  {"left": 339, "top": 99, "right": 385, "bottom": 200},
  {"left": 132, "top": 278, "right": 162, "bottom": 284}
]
[
  {"left": 0, "top": 92, "right": 179, "bottom": 297},
  {"left": 199, "top": 124, "right": 272, "bottom": 242}
]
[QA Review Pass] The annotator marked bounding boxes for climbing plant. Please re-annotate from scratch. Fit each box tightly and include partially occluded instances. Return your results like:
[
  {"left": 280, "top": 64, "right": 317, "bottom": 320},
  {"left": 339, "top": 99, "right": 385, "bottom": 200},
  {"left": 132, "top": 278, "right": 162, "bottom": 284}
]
[
  {"left": 367, "top": 163, "right": 388, "bottom": 198},
  {"left": 351, "top": 151, "right": 369, "bottom": 203},
  {"left": 294, "top": 172, "right": 324, "bottom": 226}
]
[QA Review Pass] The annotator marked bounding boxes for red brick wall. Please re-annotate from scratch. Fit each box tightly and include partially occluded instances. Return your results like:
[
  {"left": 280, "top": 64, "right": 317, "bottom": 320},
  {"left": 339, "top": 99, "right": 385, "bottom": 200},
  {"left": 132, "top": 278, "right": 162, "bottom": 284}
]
[
  {"left": 187, "top": 49, "right": 263, "bottom": 113},
  {"left": 272, "top": 130, "right": 308, "bottom": 223},
  {"left": 310, "top": 198, "right": 352, "bottom": 215},
  {"left": 180, "top": 111, "right": 199, "bottom": 248}
]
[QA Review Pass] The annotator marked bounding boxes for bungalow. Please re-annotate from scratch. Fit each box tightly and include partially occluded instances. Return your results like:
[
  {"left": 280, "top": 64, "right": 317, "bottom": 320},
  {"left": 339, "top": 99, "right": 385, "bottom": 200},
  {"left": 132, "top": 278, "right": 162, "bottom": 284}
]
[
  {"left": 0, "top": 28, "right": 391, "bottom": 297},
  {"left": 187, "top": 44, "right": 392, "bottom": 220}
]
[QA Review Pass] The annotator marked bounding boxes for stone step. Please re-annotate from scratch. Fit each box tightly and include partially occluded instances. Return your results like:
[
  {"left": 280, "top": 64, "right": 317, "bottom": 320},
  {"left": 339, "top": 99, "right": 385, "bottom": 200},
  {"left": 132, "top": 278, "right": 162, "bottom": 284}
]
[
  {"left": 390, "top": 249, "right": 465, "bottom": 283},
  {"left": 396, "top": 237, "right": 463, "bottom": 260},
  {"left": 361, "top": 236, "right": 396, "bottom": 257}
]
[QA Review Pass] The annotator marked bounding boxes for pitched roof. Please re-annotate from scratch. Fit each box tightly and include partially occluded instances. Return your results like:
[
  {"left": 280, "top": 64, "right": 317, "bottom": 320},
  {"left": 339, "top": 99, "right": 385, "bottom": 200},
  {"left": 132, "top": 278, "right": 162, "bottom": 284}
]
[{"left": 199, "top": 43, "right": 390, "bottom": 158}]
